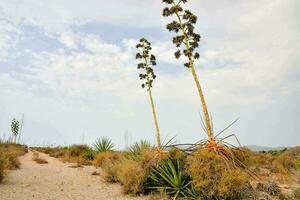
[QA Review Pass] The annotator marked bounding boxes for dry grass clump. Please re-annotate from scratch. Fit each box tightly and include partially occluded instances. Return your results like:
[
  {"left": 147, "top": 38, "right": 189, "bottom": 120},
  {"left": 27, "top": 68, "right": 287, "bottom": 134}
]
[
  {"left": 118, "top": 149, "right": 159, "bottom": 195},
  {"left": 117, "top": 159, "right": 147, "bottom": 195},
  {"left": 295, "top": 159, "right": 300, "bottom": 171},
  {"left": 0, "top": 143, "right": 27, "bottom": 183},
  {"left": 3, "top": 152, "right": 21, "bottom": 169},
  {"left": 95, "top": 151, "right": 124, "bottom": 182},
  {"left": 0, "top": 156, "right": 4, "bottom": 183},
  {"left": 93, "top": 151, "right": 118, "bottom": 167},
  {"left": 186, "top": 149, "right": 250, "bottom": 199},
  {"left": 32, "top": 152, "right": 48, "bottom": 164},
  {"left": 67, "top": 145, "right": 90, "bottom": 157},
  {"left": 272, "top": 154, "right": 295, "bottom": 173},
  {"left": 0, "top": 143, "right": 27, "bottom": 170}
]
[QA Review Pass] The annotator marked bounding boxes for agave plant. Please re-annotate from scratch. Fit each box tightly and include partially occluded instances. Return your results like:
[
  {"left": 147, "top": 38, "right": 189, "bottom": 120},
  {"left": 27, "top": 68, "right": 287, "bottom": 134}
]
[
  {"left": 161, "top": 0, "right": 244, "bottom": 167},
  {"left": 145, "top": 156, "right": 197, "bottom": 199},
  {"left": 93, "top": 137, "right": 115, "bottom": 153},
  {"left": 136, "top": 38, "right": 162, "bottom": 149},
  {"left": 127, "top": 140, "right": 152, "bottom": 158}
]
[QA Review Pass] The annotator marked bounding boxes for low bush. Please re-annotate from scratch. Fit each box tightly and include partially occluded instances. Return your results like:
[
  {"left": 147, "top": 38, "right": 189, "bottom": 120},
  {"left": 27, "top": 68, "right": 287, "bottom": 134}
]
[
  {"left": 67, "top": 145, "right": 90, "bottom": 157},
  {"left": 118, "top": 149, "right": 159, "bottom": 195},
  {"left": 0, "top": 143, "right": 27, "bottom": 183},
  {"left": 186, "top": 149, "right": 249, "bottom": 199},
  {"left": 118, "top": 159, "right": 147, "bottom": 195},
  {"left": 32, "top": 152, "right": 48, "bottom": 164},
  {"left": 295, "top": 159, "right": 300, "bottom": 171},
  {"left": 83, "top": 149, "right": 95, "bottom": 160},
  {"left": 4, "top": 153, "right": 21, "bottom": 169},
  {"left": 93, "top": 151, "right": 122, "bottom": 167},
  {"left": 272, "top": 154, "right": 295, "bottom": 173},
  {"left": 94, "top": 151, "right": 124, "bottom": 182},
  {"left": 0, "top": 156, "right": 4, "bottom": 183},
  {"left": 102, "top": 157, "right": 122, "bottom": 182},
  {"left": 0, "top": 143, "right": 27, "bottom": 170}
]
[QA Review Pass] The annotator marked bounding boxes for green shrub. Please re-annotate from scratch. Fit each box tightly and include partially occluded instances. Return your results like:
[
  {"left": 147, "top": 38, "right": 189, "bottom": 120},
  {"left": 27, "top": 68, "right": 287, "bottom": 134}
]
[
  {"left": 67, "top": 145, "right": 90, "bottom": 157},
  {"left": 93, "top": 137, "right": 115, "bottom": 153},
  {"left": 145, "top": 156, "right": 196, "bottom": 199},
  {"left": 83, "top": 149, "right": 95, "bottom": 160},
  {"left": 186, "top": 149, "right": 249, "bottom": 199},
  {"left": 127, "top": 140, "right": 152, "bottom": 158}
]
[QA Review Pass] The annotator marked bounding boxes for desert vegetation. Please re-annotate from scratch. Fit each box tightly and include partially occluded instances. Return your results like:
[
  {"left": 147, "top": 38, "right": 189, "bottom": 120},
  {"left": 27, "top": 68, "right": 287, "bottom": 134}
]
[
  {"left": 34, "top": 141, "right": 300, "bottom": 199},
  {"left": 0, "top": 142, "right": 28, "bottom": 183},
  {"left": 32, "top": 152, "right": 48, "bottom": 164},
  {"left": 0, "top": 1, "right": 298, "bottom": 200}
]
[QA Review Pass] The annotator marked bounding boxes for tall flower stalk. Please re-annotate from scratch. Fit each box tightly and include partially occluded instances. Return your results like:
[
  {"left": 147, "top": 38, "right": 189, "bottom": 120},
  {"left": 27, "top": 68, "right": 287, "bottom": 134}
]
[
  {"left": 162, "top": 0, "right": 213, "bottom": 140},
  {"left": 136, "top": 38, "right": 161, "bottom": 148}
]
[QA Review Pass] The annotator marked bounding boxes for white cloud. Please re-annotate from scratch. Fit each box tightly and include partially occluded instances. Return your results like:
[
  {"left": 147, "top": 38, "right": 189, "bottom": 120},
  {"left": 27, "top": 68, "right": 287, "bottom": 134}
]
[{"left": 0, "top": 0, "right": 299, "bottom": 147}]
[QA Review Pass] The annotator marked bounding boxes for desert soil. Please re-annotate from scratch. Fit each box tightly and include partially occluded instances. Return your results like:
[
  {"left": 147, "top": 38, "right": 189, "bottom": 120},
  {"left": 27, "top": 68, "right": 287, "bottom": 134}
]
[{"left": 0, "top": 151, "right": 146, "bottom": 200}]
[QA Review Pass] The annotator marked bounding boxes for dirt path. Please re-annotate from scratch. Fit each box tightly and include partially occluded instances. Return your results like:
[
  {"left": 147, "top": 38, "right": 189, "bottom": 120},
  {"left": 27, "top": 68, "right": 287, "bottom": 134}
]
[{"left": 0, "top": 151, "right": 146, "bottom": 200}]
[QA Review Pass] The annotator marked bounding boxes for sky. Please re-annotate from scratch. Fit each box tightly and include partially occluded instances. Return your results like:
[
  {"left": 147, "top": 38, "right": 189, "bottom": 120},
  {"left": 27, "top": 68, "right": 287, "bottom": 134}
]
[{"left": 0, "top": 0, "right": 299, "bottom": 148}]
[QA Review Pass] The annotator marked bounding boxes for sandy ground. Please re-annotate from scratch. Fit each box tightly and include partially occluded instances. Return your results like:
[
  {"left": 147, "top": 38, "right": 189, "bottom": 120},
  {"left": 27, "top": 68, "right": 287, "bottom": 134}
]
[{"left": 0, "top": 151, "right": 146, "bottom": 200}]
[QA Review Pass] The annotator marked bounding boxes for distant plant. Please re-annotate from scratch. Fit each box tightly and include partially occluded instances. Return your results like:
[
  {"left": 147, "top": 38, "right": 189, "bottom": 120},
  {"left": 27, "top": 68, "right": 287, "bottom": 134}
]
[
  {"left": 83, "top": 149, "right": 95, "bottom": 160},
  {"left": 93, "top": 137, "right": 115, "bottom": 153},
  {"left": 67, "top": 145, "right": 90, "bottom": 157},
  {"left": 11, "top": 118, "right": 19, "bottom": 144},
  {"left": 145, "top": 156, "right": 196, "bottom": 199},
  {"left": 127, "top": 140, "right": 152, "bottom": 158},
  {"left": 32, "top": 152, "right": 48, "bottom": 164},
  {"left": 136, "top": 38, "right": 162, "bottom": 149}
]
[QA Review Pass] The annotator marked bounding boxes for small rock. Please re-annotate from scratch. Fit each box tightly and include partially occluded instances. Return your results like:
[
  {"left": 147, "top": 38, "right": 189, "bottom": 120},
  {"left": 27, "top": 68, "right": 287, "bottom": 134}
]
[{"left": 91, "top": 171, "right": 99, "bottom": 176}]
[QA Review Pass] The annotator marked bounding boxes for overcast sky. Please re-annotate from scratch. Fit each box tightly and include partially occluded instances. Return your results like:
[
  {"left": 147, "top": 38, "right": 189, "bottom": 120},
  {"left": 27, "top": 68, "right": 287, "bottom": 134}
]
[{"left": 0, "top": 0, "right": 299, "bottom": 148}]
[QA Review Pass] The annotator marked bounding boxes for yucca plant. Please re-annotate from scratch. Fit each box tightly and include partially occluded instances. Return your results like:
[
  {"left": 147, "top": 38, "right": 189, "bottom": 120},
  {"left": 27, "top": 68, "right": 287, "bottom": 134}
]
[
  {"left": 145, "top": 156, "right": 197, "bottom": 199},
  {"left": 162, "top": 0, "right": 244, "bottom": 167},
  {"left": 136, "top": 38, "right": 162, "bottom": 149},
  {"left": 93, "top": 137, "right": 115, "bottom": 153},
  {"left": 11, "top": 118, "right": 19, "bottom": 144}
]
